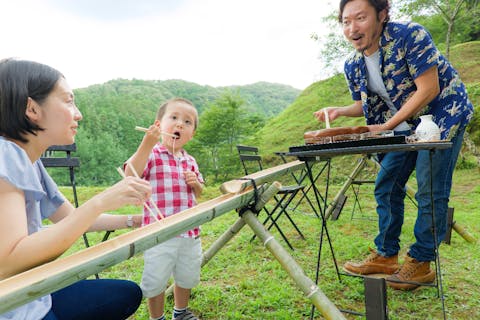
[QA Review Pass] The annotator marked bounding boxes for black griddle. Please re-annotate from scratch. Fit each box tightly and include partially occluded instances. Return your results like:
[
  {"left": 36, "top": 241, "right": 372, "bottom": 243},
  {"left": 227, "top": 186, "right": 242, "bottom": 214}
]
[{"left": 289, "top": 135, "right": 407, "bottom": 153}]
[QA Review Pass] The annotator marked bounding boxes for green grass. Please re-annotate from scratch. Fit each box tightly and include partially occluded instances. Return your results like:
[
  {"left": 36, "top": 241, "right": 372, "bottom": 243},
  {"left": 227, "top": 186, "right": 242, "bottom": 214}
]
[{"left": 60, "top": 162, "right": 480, "bottom": 320}]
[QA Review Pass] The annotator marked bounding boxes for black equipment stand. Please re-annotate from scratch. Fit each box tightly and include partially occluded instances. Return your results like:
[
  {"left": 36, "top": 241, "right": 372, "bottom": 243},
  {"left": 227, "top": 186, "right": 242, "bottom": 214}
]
[{"left": 280, "top": 141, "right": 452, "bottom": 319}]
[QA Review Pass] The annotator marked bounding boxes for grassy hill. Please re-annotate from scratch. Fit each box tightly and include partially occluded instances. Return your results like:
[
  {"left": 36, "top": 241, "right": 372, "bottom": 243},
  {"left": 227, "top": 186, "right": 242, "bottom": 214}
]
[
  {"left": 252, "top": 41, "right": 480, "bottom": 165},
  {"left": 448, "top": 41, "right": 480, "bottom": 84}
]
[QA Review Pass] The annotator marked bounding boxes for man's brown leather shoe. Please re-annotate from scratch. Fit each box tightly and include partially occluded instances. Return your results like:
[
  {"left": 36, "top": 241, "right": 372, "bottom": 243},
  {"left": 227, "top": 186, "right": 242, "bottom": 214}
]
[
  {"left": 386, "top": 254, "right": 435, "bottom": 290},
  {"left": 343, "top": 248, "right": 399, "bottom": 275}
]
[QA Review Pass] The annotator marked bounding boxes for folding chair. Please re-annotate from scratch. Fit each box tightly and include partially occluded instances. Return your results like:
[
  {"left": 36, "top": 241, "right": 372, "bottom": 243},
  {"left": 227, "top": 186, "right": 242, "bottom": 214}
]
[
  {"left": 348, "top": 155, "right": 416, "bottom": 220},
  {"left": 275, "top": 152, "right": 320, "bottom": 218},
  {"left": 41, "top": 143, "right": 115, "bottom": 244},
  {"left": 349, "top": 179, "right": 376, "bottom": 220},
  {"left": 236, "top": 145, "right": 305, "bottom": 250},
  {"left": 41, "top": 144, "right": 113, "bottom": 278}
]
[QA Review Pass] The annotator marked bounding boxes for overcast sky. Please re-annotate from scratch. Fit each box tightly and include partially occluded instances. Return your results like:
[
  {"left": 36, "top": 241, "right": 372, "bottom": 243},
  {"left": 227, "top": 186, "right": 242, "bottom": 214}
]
[{"left": 1, "top": 0, "right": 338, "bottom": 90}]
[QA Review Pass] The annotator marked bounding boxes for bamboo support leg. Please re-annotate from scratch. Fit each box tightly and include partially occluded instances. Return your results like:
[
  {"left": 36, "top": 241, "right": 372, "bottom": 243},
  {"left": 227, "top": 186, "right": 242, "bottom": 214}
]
[
  {"left": 166, "top": 182, "right": 282, "bottom": 296},
  {"left": 405, "top": 182, "right": 476, "bottom": 243},
  {"left": 452, "top": 222, "right": 477, "bottom": 243},
  {"left": 202, "top": 182, "right": 285, "bottom": 263},
  {"left": 327, "top": 155, "right": 476, "bottom": 243},
  {"left": 241, "top": 208, "right": 346, "bottom": 319},
  {"left": 325, "top": 156, "right": 368, "bottom": 220}
]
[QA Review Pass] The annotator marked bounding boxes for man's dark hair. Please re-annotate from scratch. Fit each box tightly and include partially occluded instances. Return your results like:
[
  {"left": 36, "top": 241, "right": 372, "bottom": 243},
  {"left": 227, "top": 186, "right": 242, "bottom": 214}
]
[
  {"left": 338, "top": 0, "right": 391, "bottom": 24},
  {"left": 0, "top": 58, "right": 63, "bottom": 142}
]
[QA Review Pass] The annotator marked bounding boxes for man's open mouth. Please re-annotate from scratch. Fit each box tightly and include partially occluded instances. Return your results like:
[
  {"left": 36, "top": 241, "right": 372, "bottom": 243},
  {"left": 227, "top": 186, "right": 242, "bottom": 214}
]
[{"left": 351, "top": 34, "right": 362, "bottom": 41}]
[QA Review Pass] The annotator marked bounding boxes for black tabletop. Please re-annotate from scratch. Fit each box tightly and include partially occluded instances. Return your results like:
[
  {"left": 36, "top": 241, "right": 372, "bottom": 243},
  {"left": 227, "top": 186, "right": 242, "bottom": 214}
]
[{"left": 278, "top": 141, "right": 453, "bottom": 160}]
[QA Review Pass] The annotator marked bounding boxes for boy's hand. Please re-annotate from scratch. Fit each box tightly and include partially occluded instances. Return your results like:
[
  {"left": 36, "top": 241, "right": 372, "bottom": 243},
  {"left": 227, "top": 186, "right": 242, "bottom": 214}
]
[
  {"left": 184, "top": 170, "right": 203, "bottom": 198},
  {"left": 184, "top": 170, "right": 199, "bottom": 187},
  {"left": 143, "top": 121, "right": 162, "bottom": 146}
]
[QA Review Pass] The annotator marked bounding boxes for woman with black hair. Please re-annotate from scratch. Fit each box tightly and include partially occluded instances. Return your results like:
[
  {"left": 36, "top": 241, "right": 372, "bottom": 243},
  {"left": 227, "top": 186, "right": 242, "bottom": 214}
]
[{"left": 0, "top": 58, "right": 151, "bottom": 319}]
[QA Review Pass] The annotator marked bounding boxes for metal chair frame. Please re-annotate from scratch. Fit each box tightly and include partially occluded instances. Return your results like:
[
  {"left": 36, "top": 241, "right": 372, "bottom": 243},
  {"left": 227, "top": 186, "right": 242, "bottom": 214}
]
[
  {"left": 237, "top": 145, "right": 305, "bottom": 250},
  {"left": 41, "top": 144, "right": 113, "bottom": 278}
]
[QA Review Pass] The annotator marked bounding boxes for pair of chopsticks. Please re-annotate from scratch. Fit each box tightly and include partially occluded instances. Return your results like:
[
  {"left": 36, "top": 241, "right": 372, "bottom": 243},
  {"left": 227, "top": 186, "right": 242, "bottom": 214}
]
[
  {"left": 135, "top": 126, "right": 177, "bottom": 138},
  {"left": 116, "top": 163, "right": 165, "bottom": 222}
]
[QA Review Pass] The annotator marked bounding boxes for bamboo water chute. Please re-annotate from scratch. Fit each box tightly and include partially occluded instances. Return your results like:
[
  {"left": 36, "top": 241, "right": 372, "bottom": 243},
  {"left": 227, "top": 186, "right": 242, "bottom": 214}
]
[
  {"left": 0, "top": 160, "right": 346, "bottom": 319},
  {"left": 220, "top": 159, "right": 305, "bottom": 194},
  {"left": 0, "top": 186, "right": 261, "bottom": 314}
]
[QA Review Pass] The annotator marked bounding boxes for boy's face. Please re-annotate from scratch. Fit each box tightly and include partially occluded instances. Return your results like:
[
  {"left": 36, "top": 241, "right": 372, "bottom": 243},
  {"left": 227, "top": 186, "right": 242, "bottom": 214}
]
[{"left": 159, "top": 101, "right": 197, "bottom": 152}]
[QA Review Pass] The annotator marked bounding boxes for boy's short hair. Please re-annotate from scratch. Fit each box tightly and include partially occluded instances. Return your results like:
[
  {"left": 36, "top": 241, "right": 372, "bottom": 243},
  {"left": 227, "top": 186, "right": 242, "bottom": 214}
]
[
  {"left": 156, "top": 97, "right": 199, "bottom": 129},
  {"left": 0, "top": 58, "right": 63, "bottom": 143}
]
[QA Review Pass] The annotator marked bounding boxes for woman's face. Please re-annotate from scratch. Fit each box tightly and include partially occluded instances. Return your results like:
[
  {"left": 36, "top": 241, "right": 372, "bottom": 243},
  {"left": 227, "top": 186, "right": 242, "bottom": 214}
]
[
  {"left": 341, "top": 0, "right": 386, "bottom": 56},
  {"left": 35, "top": 78, "right": 83, "bottom": 145}
]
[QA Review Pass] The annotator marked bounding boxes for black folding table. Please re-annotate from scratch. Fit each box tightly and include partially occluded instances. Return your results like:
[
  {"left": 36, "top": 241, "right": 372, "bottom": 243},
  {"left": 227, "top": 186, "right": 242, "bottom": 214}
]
[{"left": 279, "top": 140, "right": 452, "bottom": 319}]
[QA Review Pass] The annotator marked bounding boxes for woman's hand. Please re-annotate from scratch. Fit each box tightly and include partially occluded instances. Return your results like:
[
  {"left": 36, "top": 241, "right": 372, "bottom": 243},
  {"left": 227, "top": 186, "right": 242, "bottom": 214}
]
[{"left": 95, "top": 176, "right": 152, "bottom": 213}]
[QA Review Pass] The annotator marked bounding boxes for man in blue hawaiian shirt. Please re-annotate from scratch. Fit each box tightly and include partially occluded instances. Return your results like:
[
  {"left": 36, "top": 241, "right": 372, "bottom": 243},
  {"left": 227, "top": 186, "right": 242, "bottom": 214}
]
[{"left": 314, "top": 0, "right": 473, "bottom": 290}]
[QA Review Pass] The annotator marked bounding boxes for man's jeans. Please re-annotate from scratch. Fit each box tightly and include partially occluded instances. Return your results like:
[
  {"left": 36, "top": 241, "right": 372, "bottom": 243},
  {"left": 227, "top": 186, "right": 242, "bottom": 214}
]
[{"left": 374, "top": 128, "right": 465, "bottom": 261}]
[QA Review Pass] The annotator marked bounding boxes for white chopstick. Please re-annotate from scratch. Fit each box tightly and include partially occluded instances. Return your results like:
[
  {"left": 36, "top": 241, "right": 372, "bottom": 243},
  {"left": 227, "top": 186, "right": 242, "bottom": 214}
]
[
  {"left": 125, "top": 162, "right": 166, "bottom": 220},
  {"left": 324, "top": 108, "right": 330, "bottom": 129},
  {"left": 135, "top": 126, "right": 177, "bottom": 138},
  {"left": 116, "top": 167, "right": 162, "bottom": 222}
]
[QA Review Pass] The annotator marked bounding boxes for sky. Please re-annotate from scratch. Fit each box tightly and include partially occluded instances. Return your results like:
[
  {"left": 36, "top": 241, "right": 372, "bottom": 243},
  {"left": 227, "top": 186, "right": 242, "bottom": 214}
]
[{"left": 0, "top": 0, "right": 338, "bottom": 90}]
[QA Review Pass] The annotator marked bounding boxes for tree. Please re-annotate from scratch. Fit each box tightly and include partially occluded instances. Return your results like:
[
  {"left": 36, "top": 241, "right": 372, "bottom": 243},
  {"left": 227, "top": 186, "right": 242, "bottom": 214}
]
[
  {"left": 398, "top": 0, "right": 473, "bottom": 58},
  {"left": 312, "top": 12, "right": 350, "bottom": 76},
  {"left": 315, "top": 0, "right": 478, "bottom": 70},
  {"left": 188, "top": 91, "right": 265, "bottom": 182}
]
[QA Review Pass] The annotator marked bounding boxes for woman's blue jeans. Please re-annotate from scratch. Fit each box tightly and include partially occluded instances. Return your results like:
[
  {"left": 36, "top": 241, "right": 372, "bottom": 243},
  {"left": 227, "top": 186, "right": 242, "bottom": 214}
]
[
  {"left": 43, "top": 279, "right": 142, "bottom": 320},
  {"left": 374, "top": 128, "right": 465, "bottom": 261}
]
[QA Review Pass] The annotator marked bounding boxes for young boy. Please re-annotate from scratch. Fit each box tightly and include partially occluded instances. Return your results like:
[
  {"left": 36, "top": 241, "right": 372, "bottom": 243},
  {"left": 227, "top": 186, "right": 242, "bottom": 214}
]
[{"left": 126, "top": 98, "right": 204, "bottom": 320}]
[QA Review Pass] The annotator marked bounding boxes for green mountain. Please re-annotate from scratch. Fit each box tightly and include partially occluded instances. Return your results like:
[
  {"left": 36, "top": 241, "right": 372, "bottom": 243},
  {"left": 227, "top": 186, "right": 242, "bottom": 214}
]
[
  {"left": 68, "top": 79, "right": 299, "bottom": 185},
  {"left": 75, "top": 78, "right": 300, "bottom": 118},
  {"left": 220, "top": 81, "right": 304, "bottom": 117}
]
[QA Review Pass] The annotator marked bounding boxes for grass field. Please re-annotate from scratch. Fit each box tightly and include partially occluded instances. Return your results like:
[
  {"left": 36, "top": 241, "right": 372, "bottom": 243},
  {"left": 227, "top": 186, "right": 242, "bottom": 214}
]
[{"left": 60, "top": 159, "right": 480, "bottom": 320}]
